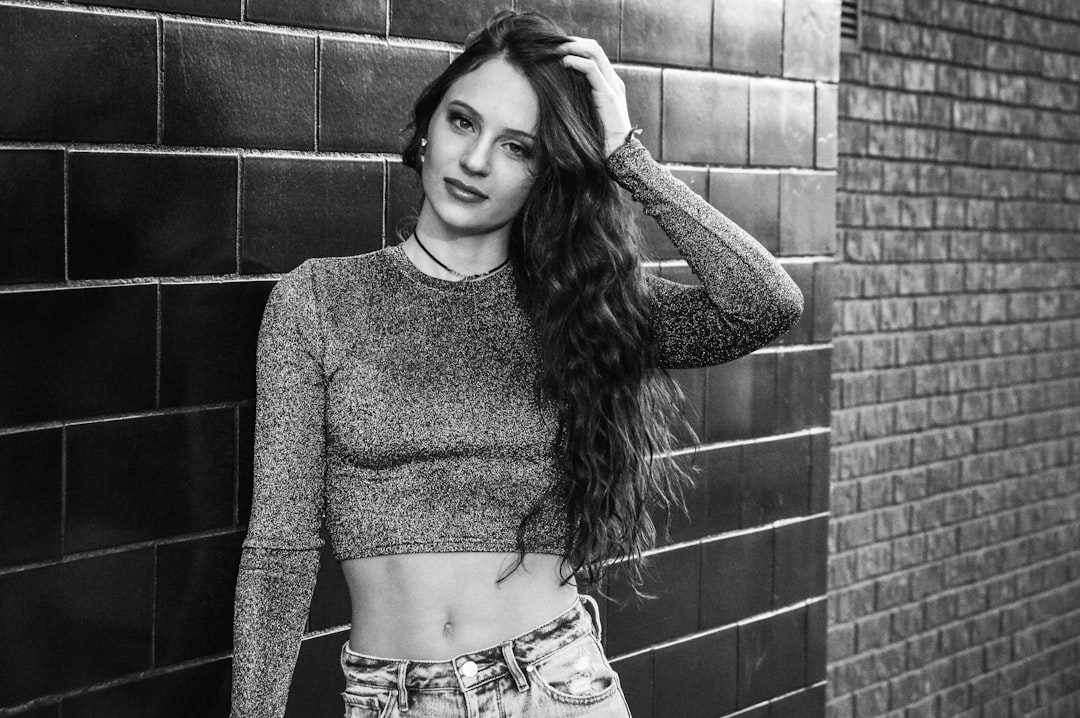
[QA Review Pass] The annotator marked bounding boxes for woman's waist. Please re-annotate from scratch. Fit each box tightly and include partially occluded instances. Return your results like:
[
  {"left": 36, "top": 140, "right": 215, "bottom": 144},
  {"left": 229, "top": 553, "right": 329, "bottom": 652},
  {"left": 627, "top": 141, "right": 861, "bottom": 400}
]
[{"left": 341, "top": 551, "right": 579, "bottom": 661}]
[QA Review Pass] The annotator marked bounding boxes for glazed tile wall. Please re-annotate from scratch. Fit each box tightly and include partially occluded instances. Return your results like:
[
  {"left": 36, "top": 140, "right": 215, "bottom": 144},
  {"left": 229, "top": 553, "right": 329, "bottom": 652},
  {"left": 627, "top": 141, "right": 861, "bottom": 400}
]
[{"left": 0, "top": 0, "right": 837, "bottom": 715}]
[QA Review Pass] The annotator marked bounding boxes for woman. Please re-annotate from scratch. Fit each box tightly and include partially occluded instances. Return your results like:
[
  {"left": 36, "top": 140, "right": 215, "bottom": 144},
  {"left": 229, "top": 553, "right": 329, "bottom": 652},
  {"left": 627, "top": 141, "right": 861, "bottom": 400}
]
[{"left": 231, "top": 10, "right": 803, "bottom": 718}]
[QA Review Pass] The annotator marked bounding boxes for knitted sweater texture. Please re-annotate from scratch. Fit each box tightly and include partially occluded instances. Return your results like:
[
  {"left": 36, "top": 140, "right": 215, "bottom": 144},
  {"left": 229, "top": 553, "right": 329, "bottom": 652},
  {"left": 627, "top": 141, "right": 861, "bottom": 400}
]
[{"left": 230, "top": 138, "right": 804, "bottom": 716}]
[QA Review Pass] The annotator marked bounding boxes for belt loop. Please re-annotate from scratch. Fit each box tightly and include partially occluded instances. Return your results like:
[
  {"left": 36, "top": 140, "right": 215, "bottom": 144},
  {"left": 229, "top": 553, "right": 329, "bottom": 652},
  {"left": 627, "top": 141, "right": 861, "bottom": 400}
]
[
  {"left": 396, "top": 660, "right": 410, "bottom": 712},
  {"left": 501, "top": 642, "right": 529, "bottom": 692},
  {"left": 580, "top": 594, "right": 602, "bottom": 644}
]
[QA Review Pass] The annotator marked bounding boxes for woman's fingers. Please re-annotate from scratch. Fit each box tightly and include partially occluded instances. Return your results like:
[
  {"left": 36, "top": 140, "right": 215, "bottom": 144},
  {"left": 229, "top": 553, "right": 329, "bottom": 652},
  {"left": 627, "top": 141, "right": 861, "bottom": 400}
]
[
  {"left": 559, "top": 38, "right": 623, "bottom": 92},
  {"left": 558, "top": 37, "right": 633, "bottom": 158},
  {"left": 560, "top": 54, "right": 610, "bottom": 92}
]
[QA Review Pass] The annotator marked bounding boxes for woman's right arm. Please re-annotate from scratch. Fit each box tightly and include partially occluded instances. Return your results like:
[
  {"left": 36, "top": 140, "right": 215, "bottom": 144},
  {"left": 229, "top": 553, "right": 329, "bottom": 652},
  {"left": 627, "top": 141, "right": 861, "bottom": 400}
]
[{"left": 231, "top": 260, "right": 327, "bottom": 718}]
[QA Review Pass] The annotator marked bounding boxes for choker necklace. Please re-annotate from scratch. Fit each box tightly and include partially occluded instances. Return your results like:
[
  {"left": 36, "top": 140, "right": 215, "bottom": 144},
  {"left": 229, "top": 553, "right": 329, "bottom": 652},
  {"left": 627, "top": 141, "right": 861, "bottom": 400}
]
[{"left": 411, "top": 233, "right": 509, "bottom": 282}]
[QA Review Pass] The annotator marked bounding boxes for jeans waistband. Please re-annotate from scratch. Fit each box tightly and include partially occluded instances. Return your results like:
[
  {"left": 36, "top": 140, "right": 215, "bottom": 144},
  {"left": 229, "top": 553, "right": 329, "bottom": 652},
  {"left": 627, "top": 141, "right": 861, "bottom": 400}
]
[{"left": 340, "top": 593, "right": 602, "bottom": 696}]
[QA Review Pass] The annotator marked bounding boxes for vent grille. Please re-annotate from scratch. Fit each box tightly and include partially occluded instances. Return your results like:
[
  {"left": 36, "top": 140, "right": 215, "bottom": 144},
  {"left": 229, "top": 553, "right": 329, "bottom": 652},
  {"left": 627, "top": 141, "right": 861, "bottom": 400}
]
[{"left": 841, "top": 0, "right": 860, "bottom": 53}]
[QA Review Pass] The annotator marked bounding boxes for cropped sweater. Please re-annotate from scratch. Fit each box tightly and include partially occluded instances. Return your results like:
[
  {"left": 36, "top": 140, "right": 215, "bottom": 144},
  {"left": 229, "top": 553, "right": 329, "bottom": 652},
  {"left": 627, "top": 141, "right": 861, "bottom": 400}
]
[{"left": 230, "top": 138, "right": 804, "bottom": 716}]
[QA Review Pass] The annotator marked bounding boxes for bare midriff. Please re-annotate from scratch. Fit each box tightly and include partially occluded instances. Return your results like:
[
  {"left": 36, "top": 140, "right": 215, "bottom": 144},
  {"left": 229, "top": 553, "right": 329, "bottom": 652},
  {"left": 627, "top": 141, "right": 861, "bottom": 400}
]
[{"left": 340, "top": 552, "right": 578, "bottom": 661}]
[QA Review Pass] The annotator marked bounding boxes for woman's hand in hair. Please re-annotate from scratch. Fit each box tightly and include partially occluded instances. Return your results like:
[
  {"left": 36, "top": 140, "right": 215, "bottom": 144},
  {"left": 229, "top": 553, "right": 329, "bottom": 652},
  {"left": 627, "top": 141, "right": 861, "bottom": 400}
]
[{"left": 558, "top": 37, "right": 634, "bottom": 159}]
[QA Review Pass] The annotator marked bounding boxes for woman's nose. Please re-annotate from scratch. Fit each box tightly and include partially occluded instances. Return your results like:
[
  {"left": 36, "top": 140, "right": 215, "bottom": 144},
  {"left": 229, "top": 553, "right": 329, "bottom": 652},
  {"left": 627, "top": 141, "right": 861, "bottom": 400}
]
[{"left": 459, "top": 139, "right": 491, "bottom": 176}]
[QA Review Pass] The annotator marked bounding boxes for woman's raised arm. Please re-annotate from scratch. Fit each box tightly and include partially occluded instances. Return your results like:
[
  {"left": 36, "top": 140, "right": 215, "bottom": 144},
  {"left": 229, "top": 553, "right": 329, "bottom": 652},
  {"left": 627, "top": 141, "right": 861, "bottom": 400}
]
[{"left": 607, "top": 138, "right": 804, "bottom": 369}]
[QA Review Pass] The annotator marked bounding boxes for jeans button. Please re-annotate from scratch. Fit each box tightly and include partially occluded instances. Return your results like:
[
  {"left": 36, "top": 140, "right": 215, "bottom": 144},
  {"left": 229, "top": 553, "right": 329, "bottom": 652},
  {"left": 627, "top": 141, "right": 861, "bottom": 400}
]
[{"left": 460, "top": 660, "right": 478, "bottom": 677}]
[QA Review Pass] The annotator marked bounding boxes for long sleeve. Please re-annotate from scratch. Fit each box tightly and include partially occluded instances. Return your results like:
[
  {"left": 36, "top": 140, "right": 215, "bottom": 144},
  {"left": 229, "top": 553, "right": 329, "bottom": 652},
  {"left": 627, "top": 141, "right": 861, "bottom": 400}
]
[
  {"left": 606, "top": 138, "right": 804, "bottom": 369},
  {"left": 231, "top": 260, "right": 327, "bottom": 718}
]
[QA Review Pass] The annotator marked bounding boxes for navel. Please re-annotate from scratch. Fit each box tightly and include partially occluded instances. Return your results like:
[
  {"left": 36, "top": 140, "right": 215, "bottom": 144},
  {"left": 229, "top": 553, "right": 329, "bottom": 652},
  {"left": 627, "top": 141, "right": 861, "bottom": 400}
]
[{"left": 442, "top": 621, "right": 455, "bottom": 638}]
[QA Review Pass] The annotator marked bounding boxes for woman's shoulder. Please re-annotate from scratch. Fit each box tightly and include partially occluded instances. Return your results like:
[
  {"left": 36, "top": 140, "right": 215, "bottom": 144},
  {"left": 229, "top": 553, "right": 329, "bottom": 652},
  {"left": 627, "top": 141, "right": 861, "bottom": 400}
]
[{"left": 286, "top": 247, "right": 398, "bottom": 290}]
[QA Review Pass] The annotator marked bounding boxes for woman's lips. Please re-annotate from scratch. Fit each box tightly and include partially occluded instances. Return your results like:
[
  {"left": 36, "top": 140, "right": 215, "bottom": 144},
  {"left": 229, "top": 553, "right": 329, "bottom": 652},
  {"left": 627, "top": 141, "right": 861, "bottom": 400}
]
[{"left": 444, "top": 177, "right": 488, "bottom": 203}]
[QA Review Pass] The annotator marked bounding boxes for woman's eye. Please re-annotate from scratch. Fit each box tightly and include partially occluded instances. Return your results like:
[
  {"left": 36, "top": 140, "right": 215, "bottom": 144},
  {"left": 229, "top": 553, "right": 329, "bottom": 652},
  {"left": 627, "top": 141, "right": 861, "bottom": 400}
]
[
  {"left": 450, "top": 113, "right": 473, "bottom": 131},
  {"left": 505, "top": 142, "right": 532, "bottom": 159}
]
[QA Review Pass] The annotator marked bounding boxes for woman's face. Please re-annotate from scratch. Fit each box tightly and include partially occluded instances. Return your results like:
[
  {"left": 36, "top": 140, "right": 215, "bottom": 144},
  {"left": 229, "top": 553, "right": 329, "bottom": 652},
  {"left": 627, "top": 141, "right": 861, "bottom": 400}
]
[{"left": 418, "top": 56, "right": 540, "bottom": 241}]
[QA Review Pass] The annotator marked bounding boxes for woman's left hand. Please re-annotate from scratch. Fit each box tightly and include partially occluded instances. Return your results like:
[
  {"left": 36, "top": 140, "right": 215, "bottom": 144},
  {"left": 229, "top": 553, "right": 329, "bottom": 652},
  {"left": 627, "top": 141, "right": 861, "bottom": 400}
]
[{"left": 558, "top": 38, "right": 634, "bottom": 159}]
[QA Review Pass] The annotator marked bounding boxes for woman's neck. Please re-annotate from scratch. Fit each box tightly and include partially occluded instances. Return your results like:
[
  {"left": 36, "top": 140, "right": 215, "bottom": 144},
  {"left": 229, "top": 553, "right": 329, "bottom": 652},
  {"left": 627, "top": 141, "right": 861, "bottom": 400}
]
[{"left": 404, "top": 223, "right": 511, "bottom": 282}]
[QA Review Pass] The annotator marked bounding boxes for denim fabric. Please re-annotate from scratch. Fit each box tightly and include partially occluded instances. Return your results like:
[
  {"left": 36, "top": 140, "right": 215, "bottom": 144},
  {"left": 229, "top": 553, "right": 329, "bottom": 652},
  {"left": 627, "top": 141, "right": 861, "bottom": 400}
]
[{"left": 339, "top": 595, "right": 632, "bottom": 717}]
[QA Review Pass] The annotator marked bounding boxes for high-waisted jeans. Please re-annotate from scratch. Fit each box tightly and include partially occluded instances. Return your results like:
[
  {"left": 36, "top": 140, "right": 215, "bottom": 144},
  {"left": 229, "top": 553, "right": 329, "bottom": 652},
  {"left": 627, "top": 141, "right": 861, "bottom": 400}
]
[{"left": 339, "top": 594, "right": 632, "bottom": 717}]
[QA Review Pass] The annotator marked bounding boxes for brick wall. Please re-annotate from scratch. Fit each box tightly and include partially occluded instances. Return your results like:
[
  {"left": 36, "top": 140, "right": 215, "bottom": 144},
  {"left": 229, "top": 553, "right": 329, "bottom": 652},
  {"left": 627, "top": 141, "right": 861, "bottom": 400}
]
[
  {"left": 829, "top": 1, "right": 1080, "bottom": 716},
  {"left": 0, "top": 1, "right": 836, "bottom": 716}
]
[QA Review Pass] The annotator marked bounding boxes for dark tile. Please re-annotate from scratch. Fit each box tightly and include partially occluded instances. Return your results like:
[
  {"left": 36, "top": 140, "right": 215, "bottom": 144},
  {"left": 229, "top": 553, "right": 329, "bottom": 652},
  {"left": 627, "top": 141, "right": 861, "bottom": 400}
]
[
  {"left": 815, "top": 83, "right": 838, "bottom": 169},
  {"left": 96, "top": 0, "right": 240, "bottom": 19},
  {"left": 653, "top": 628, "right": 737, "bottom": 717},
  {"left": 247, "top": 0, "right": 385, "bottom": 33},
  {"left": 712, "top": 0, "right": 783, "bottom": 74},
  {"left": 605, "top": 544, "right": 701, "bottom": 655},
  {"left": 66, "top": 410, "right": 236, "bottom": 553},
  {"left": 387, "top": 161, "right": 424, "bottom": 241},
  {"left": 0, "top": 550, "right": 153, "bottom": 704},
  {"left": 783, "top": 0, "right": 840, "bottom": 82},
  {"left": 737, "top": 608, "right": 806, "bottom": 708},
  {"left": 0, "top": 150, "right": 64, "bottom": 284},
  {"left": 652, "top": 451, "right": 699, "bottom": 547},
  {"left": 776, "top": 347, "right": 831, "bottom": 433},
  {"left": 160, "top": 280, "right": 276, "bottom": 406},
  {"left": 163, "top": 22, "right": 315, "bottom": 150},
  {"left": 770, "top": 684, "right": 825, "bottom": 718},
  {"left": 620, "top": 66, "right": 662, "bottom": 159},
  {"left": 812, "top": 260, "right": 836, "bottom": 340},
  {"left": 709, "top": 169, "right": 780, "bottom": 256},
  {"left": 703, "top": 353, "right": 776, "bottom": 442},
  {"left": 0, "top": 6, "right": 156, "bottom": 143},
  {"left": 740, "top": 435, "right": 810, "bottom": 527},
  {"left": 779, "top": 172, "right": 836, "bottom": 256},
  {"left": 697, "top": 445, "right": 743, "bottom": 536},
  {"left": 773, "top": 262, "right": 814, "bottom": 346},
  {"left": 701, "top": 529, "right": 773, "bottom": 627},
  {"left": 238, "top": 405, "right": 255, "bottom": 525},
  {"left": 666, "top": 444, "right": 740, "bottom": 543},
  {"left": 63, "top": 659, "right": 231, "bottom": 718},
  {"left": 623, "top": 0, "right": 712, "bottom": 68},
  {"left": 156, "top": 532, "right": 245, "bottom": 665},
  {"left": 806, "top": 599, "right": 827, "bottom": 683},
  {"left": 320, "top": 40, "right": 449, "bottom": 153},
  {"left": 308, "top": 540, "right": 352, "bottom": 631},
  {"left": 286, "top": 629, "right": 350, "bottom": 718},
  {"left": 668, "top": 365, "right": 706, "bottom": 449},
  {"left": 69, "top": 152, "right": 237, "bottom": 279},
  {"left": 773, "top": 516, "right": 827, "bottom": 607},
  {"left": 390, "top": 0, "right": 511, "bottom": 43},
  {"left": 610, "top": 651, "right": 653, "bottom": 718},
  {"left": 0, "top": 285, "right": 156, "bottom": 427},
  {"left": 242, "top": 157, "right": 382, "bottom": 274},
  {"left": 7, "top": 705, "right": 59, "bottom": 718},
  {"left": 809, "top": 431, "right": 830, "bottom": 514},
  {"left": 663, "top": 71, "right": 749, "bottom": 165},
  {"left": 750, "top": 79, "right": 815, "bottom": 167},
  {"left": 517, "top": 0, "right": 620, "bottom": 58},
  {"left": 0, "top": 430, "right": 61, "bottom": 568}
]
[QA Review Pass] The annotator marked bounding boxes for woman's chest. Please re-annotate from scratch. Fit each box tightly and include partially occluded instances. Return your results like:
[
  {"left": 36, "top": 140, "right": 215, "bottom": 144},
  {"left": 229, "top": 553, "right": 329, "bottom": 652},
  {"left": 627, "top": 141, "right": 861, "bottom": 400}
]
[{"left": 321, "top": 296, "right": 556, "bottom": 466}]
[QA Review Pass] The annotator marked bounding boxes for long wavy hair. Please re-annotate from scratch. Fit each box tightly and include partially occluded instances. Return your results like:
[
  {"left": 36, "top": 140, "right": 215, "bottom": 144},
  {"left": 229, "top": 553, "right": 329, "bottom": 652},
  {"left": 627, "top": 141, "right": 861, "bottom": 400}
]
[{"left": 402, "top": 10, "right": 693, "bottom": 594}]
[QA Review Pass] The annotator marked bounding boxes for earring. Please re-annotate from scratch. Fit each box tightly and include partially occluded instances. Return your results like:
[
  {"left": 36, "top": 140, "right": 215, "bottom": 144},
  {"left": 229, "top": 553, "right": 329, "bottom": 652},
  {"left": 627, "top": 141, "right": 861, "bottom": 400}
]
[{"left": 419, "top": 137, "right": 427, "bottom": 163}]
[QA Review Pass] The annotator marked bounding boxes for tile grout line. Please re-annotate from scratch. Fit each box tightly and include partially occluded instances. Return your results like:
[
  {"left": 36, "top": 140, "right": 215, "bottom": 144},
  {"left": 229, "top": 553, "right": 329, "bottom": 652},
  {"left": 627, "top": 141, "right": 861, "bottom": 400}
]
[
  {"left": 155, "top": 283, "right": 162, "bottom": 409},
  {"left": 63, "top": 148, "right": 70, "bottom": 282},
  {"left": 156, "top": 16, "right": 164, "bottom": 146},
  {"left": 314, "top": 36, "right": 320, "bottom": 152},
  {"left": 236, "top": 154, "right": 243, "bottom": 274}
]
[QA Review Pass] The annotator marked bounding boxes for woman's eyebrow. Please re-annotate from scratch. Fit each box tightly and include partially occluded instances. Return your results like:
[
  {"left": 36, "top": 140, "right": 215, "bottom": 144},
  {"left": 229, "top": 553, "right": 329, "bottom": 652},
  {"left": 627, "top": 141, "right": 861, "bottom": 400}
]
[{"left": 447, "top": 99, "right": 537, "bottom": 142}]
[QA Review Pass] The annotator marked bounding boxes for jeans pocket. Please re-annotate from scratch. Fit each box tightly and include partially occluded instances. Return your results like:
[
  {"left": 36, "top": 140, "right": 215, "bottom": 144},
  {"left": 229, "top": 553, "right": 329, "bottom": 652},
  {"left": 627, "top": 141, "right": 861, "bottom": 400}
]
[
  {"left": 341, "top": 687, "right": 395, "bottom": 718},
  {"left": 527, "top": 634, "right": 622, "bottom": 706}
]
